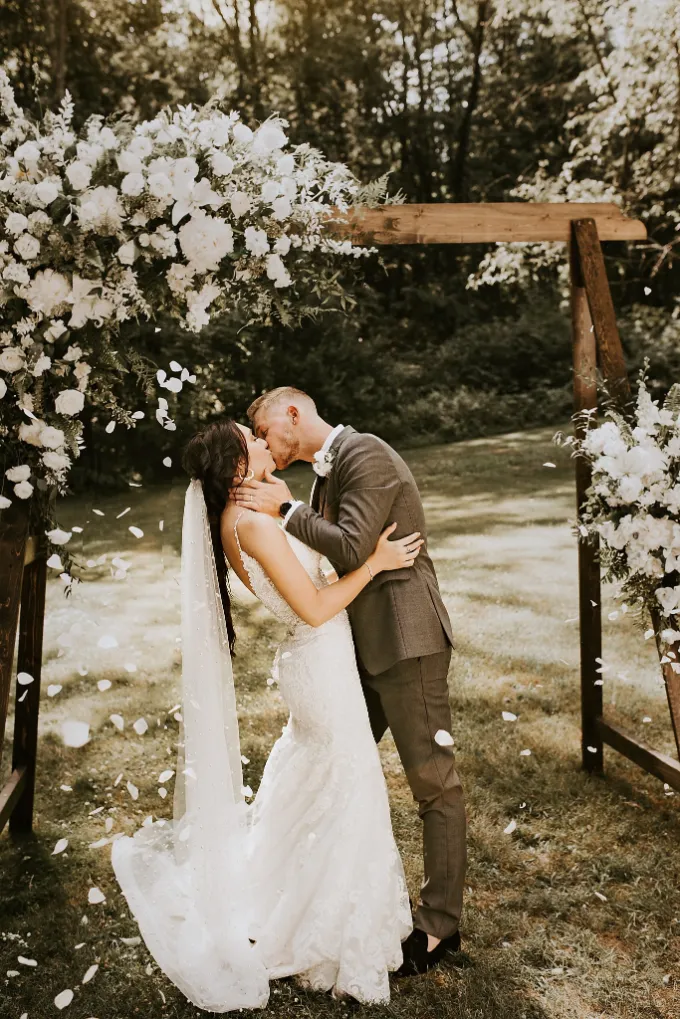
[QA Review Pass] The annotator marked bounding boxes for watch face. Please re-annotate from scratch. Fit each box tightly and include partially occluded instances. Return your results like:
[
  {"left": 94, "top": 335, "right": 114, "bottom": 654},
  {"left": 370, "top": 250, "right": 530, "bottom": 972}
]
[{"left": 279, "top": 501, "right": 292, "bottom": 518}]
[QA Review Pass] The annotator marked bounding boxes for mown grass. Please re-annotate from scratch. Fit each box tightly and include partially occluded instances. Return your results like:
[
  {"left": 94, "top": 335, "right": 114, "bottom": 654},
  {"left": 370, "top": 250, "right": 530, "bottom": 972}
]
[{"left": 1, "top": 423, "right": 679, "bottom": 1019}]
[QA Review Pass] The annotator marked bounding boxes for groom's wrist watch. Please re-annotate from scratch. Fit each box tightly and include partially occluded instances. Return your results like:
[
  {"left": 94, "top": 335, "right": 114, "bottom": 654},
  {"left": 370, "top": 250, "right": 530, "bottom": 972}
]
[{"left": 278, "top": 500, "right": 293, "bottom": 519}]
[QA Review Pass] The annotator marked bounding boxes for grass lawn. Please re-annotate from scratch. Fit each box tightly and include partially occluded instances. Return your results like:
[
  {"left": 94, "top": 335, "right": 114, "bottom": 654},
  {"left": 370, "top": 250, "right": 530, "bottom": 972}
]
[{"left": 1, "top": 422, "right": 679, "bottom": 1019}]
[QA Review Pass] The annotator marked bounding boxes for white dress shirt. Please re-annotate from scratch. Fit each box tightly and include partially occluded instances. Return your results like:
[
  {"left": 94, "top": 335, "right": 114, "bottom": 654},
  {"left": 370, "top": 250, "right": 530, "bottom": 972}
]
[{"left": 281, "top": 423, "right": 345, "bottom": 530}]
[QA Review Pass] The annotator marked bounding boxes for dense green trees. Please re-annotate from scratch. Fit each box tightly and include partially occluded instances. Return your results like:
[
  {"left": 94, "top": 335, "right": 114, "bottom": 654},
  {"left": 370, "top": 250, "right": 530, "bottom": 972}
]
[{"left": 2, "top": 1, "right": 676, "bottom": 486}]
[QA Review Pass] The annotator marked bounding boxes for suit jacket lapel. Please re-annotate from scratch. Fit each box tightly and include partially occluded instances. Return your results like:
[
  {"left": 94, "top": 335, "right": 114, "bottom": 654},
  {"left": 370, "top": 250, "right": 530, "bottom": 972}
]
[{"left": 311, "top": 425, "right": 356, "bottom": 516}]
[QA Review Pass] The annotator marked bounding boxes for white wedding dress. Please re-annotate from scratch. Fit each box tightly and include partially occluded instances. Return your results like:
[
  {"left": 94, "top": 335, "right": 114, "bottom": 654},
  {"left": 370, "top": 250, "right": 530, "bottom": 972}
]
[
  {"left": 111, "top": 482, "right": 411, "bottom": 1012},
  {"left": 234, "top": 512, "right": 412, "bottom": 1000}
]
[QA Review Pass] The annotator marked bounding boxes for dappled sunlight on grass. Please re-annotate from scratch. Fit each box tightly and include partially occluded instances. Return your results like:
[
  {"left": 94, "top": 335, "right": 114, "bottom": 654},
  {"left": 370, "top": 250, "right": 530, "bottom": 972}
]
[{"left": 1, "top": 423, "right": 679, "bottom": 1019}]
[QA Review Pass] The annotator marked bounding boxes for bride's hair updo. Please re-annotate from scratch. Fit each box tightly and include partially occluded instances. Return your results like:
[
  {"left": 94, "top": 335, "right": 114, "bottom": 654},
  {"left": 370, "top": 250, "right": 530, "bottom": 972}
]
[{"left": 182, "top": 420, "right": 249, "bottom": 655}]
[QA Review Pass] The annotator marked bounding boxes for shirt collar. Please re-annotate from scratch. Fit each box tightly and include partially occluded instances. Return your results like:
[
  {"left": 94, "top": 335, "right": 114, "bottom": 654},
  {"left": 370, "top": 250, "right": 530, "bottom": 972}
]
[{"left": 315, "top": 423, "right": 345, "bottom": 460}]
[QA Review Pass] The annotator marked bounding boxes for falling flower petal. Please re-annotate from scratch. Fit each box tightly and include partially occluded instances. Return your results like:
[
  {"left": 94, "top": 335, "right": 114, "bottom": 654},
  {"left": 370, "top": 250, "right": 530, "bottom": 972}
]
[
  {"left": 87, "top": 886, "right": 105, "bottom": 904},
  {"left": 158, "top": 769, "right": 174, "bottom": 783},
  {"left": 105, "top": 421, "right": 115, "bottom": 434},
  {"left": 126, "top": 780, "right": 139, "bottom": 800},
  {"left": 158, "top": 787, "right": 168, "bottom": 799},
  {"left": 434, "top": 729, "right": 454, "bottom": 746},
  {"left": 503, "top": 820, "right": 517, "bottom": 835},
  {"left": 128, "top": 526, "right": 143, "bottom": 539},
  {"left": 543, "top": 462, "right": 556, "bottom": 468},
  {"left": 47, "top": 553, "right": 64, "bottom": 570},
  {"left": 92, "top": 509, "right": 105, "bottom": 517},
  {"left": 162, "top": 457, "right": 172, "bottom": 467},
  {"left": 62, "top": 720, "right": 90, "bottom": 747},
  {"left": 116, "top": 507, "right": 130, "bottom": 518},
  {"left": 18, "top": 956, "right": 37, "bottom": 966},
  {"left": 82, "top": 963, "right": 98, "bottom": 983},
  {"left": 594, "top": 891, "right": 608, "bottom": 902},
  {"left": 97, "top": 635, "right": 118, "bottom": 649},
  {"left": 519, "top": 749, "right": 532, "bottom": 756},
  {"left": 124, "top": 662, "right": 137, "bottom": 673},
  {"left": 109, "top": 714, "right": 124, "bottom": 730},
  {"left": 17, "top": 671, "right": 34, "bottom": 685},
  {"left": 52, "top": 838, "right": 69, "bottom": 855},
  {"left": 133, "top": 718, "right": 148, "bottom": 735},
  {"left": 97, "top": 680, "right": 112, "bottom": 692},
  {"left": 54, "top": 989, "right": 74, "bottom": 1009},
  {"left": 502, "top": 711, "right": 517, "bottom": 722}
]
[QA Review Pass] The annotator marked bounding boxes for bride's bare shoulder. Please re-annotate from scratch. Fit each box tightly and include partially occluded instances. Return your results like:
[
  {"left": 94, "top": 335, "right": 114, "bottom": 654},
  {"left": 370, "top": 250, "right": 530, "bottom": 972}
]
[{"left": 224, "top": 507, "right": 280, "bottom": 550}]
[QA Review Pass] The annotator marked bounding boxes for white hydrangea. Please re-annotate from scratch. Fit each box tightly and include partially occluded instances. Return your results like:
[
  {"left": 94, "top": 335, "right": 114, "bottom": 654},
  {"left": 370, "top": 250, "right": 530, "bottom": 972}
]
[{"left": 6, "top": 464, "right": 31, "bottom": 483}]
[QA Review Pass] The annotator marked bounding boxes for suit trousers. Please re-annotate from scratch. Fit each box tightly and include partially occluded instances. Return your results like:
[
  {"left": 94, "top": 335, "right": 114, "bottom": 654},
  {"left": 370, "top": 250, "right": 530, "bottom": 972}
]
[{"left": 357, "top": 647, "right": 467, "bottom": 939}]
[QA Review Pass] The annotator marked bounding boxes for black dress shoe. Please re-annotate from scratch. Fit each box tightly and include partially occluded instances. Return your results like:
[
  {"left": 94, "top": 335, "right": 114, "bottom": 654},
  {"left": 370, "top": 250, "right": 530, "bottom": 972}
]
[{"left": 396, "top": 927, "right": 461, "bottom": 977}]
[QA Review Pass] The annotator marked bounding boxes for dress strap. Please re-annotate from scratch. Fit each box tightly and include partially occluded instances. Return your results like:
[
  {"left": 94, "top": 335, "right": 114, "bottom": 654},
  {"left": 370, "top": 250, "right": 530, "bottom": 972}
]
[{"left": 233, "top": 510, "right": 247, "bottom": 555}]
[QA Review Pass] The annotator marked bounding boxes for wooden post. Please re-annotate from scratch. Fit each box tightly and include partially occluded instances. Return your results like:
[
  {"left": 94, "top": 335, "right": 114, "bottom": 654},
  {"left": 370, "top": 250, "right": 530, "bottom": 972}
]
[
  {"left": 570, "top": 224, "right": 604, "bottom": 774},
  {"left": 9, "top": 554, "right": 47, "bottom": 834},
  {"left": 0, "top": 502, "right": 30, "bottom": 773}
]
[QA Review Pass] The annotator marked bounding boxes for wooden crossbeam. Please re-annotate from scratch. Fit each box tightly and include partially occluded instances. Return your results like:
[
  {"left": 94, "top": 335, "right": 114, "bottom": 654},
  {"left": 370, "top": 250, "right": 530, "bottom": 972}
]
[
  {"left": 598, "top": 720, "right": 680, "bottom": 792},
  {"left": 326, "top": 203, "right": 647, "bottom": 245},
  {"left": 0, "top": 765, "right": 27, "bottom": 832}
]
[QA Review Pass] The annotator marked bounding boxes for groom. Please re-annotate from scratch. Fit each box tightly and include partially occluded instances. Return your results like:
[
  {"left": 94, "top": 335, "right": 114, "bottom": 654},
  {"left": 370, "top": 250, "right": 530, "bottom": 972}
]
[{"left": 231, "top": 386, "right": 467, "bottom": 975}]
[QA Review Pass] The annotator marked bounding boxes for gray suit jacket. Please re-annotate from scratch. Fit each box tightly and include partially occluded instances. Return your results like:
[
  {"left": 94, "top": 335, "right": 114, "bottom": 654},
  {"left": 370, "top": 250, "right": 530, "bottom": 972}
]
[{"left": 285, "top": 425, "right": 454, "bottom": 674}]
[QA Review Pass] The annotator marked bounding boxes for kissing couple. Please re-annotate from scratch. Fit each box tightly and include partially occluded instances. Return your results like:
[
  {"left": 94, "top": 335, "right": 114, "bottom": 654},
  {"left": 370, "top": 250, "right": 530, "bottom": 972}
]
[{"left": 111, "top": 386, "right": 467, "bottom": 1011}]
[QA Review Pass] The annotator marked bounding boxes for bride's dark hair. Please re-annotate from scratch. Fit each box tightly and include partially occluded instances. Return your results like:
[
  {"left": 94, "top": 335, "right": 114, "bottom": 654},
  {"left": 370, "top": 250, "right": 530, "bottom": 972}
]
[{"left": 182, "top": 420, "right": 249, "bottom": 655}]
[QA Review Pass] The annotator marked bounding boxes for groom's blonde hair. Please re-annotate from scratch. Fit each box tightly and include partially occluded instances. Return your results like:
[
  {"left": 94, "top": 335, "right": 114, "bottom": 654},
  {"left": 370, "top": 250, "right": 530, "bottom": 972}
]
[{"left": 247, "top": 386, "right": 317, "bottom": 422}]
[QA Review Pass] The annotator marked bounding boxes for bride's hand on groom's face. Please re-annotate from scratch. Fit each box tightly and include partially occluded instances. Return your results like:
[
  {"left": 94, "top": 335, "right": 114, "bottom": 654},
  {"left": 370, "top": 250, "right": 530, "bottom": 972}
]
[{"left": 229, "top": 470, "right": 292, "bottom": 516}]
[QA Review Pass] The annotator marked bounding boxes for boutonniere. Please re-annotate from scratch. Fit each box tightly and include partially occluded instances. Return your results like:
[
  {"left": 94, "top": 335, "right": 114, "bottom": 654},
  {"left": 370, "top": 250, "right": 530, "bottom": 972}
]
[{"left": 312, "top": 447, "right": 337, "bottom": 478}]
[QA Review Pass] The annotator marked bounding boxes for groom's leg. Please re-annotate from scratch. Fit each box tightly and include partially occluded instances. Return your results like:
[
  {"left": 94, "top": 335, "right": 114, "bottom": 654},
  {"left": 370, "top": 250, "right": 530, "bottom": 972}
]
[
  {"left": 356, "top": 654, "right": 389, "bottom": 743},
  {"left": 362, "top": 649, "right": 467, "bottom": 940}
]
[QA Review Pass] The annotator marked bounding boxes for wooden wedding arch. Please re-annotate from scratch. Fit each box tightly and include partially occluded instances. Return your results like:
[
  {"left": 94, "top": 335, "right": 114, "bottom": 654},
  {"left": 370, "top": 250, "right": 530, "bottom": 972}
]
[{"left": 1, "top": 201, "right": 679, "bottom": 841}]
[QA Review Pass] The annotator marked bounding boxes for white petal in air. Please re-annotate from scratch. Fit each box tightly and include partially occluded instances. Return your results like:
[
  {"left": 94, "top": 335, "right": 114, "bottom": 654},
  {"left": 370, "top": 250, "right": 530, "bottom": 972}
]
[
  {"left": 52, "top": 838, "right": 69, "bottom": 855},
  {"left": 109, "top": 714, "right": 124, "bottom": 730},
  {"left": 54, "top": 989, "right": 74, "bottom": 1009},
  {"left": 87, "top": 886, "right": 106, "bottom": 904},
  {"left": 62, "top": 721, "right": 90, "bottom": 747},
  {"left": 434, "top": 729, "right": 454, "bottom": 746},
  {"left": 82, "top": 963, "right": 98, "bottom": 983},
  {"left": 47, "top": 684, "right": 62, "bottom": 697},
  {"left": 97, "top": 634, "right": 118, "bottom": 649},
  {"left": 128, "top": 526, "right": 144, "bottom": 538},
  {"left": 504, "top": 820, "right": 517, "bottom": 835},
  {"left": 133, "top": 718, "right": 148, "bottom": 735},
  {"left": 502, "top": 711, "right": 517, "bottom": 722}
]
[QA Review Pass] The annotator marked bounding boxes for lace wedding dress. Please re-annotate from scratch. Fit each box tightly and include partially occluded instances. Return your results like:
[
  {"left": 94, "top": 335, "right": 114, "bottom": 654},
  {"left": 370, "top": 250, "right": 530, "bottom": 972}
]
[
  {"left": 111, "top": 482, "right": 411, "bottom": 1013},
  {"left": 234, "top": 512, "right": 412, "bottom": 1002}
]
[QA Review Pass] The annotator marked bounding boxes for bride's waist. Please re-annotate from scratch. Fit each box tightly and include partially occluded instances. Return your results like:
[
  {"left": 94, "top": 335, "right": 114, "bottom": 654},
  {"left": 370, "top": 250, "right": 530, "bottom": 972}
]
[{"left": 281, "top": 611, "right": 349, "bottom": 649}]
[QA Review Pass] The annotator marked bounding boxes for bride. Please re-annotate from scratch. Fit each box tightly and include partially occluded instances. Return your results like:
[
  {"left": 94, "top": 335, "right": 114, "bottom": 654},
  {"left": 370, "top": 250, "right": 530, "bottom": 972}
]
[{"left": 110, "top": 419, "right": 423, "bottom": 1011}]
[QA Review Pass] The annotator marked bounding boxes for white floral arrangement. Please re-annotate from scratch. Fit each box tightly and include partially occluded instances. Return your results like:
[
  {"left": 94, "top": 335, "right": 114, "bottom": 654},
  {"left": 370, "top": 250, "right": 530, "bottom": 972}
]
[
  {"left": 0, "top": 70, "right": 390, "bottom": 525},
  {"left": 557, "top": 372, "right": 680, "bottom": 670}
]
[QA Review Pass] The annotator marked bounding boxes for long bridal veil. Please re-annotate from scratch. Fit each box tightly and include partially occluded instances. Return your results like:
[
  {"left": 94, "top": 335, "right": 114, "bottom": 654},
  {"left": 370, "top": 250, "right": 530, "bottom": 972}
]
[{"left": 110, "top": 479, "right": 270, "bottom": 1011}]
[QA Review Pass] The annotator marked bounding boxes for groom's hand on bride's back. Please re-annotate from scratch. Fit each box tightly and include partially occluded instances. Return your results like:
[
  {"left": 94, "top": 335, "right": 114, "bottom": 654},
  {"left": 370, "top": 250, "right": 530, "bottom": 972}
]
[{"left": 229, "top": 470, "right": 292, "bottom": 516}]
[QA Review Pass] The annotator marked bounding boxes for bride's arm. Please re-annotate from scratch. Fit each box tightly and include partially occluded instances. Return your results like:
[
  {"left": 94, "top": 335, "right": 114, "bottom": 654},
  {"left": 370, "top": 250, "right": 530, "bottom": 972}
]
[{"left": 236, "top": 512, "right": 421, "bottom": 628}]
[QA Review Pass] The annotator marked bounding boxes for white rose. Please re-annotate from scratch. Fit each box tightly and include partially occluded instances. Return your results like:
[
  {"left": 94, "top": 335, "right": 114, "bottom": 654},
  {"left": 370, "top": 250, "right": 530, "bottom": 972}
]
[
  {"left": 117, "top": 241, "right": 137, "bottom": 265},
  {"left": 254, "top": 123, "right": 287, "bottom": 152},
  {"left": 77, "top": 186, "right": 124, "bottom": 232},
  {"left": 15, "top": 141, "right": 41, "bottom": 164},
  {"left": 18, "top": 420, "right": 44, "bottom": 446},
  {"left": 210, "top": 152, "right": 234, "bottom": 176},
  {"left": 147, "top": 172, "right": 173, "bottom": 199},
  {"left": 14, "top": 480, "right": 34, "bottom": 499},
  {"left": 14, "top": 233, "right": 40, "bottom": 260},
  {"left": 232, "top": 122, "right": 254, "bottom": 144},
  {"left": 121, "top": 172, "right": 145, "bottom": 197},
  {"left": 66, "top": 161, "right": 93, "bottom": 191},
  {"left": 117, "top": 150, "right": 144, "bottom": 174},
  {"left": 32, "top": 353, "right": 51, "bottom": 377},
  {"left": 0, "top": 378, "right": 6, "bottom": 398},
  {"left": 271, "top": 195, "right": 292, "bottom": 221},
  {"left": 24, "top": 269, "right": 71, "bottom": 316},
  {"left": 178, "top": 211, "right": 234, "bottom": 274},
  {"left": 128, "top": 135, "right": 153, "bottom": 159},
  {"left": 63, "top": 344, "right": 82, "bottom": 362},
  {"left": 0, "top": 495, "right": 11, "bottom": 509},
  {"left": 6, "top": 211, "right": 28, "bottom": 235},
  {"left": 276, "top": 154, "right": 295, "bottom": 175},
  {"left": 28, "top": 210, "right": 51, "bottom": 235},
  {"left": 42, "top": 450, "right": 70, "bottom": 471},
  {"left": 138, "top": 232, "right": 150, "bottom": 247},
  {"left": 229, "top": 191, "right": 252, "bottom": 218},
  {"left": 273, "top": 234, "right": 291, "bottom": 255},
  {"left": 261, "top": 180, "right": 280, "bottom": 203},
  {"left": 40, "top": 425, "right": 65, "bottom": 449},
  {"left": 244, "top": 226, "right": 270, "bottom": 256},
  {"left": 76, "top": 141, "right": 104, "bottom": 166},
  {"left": 46, "top": 527, "right": 72, "bottom": 545},
  {"left": 55, "top": 389, "right": 85, "bottom": 416},
  {"left": 98, "top": 127, "right": 119, "bottom": 150},
  {"left": 34, "top": 178, "right": 61, "bottom": 205},
  {"left": 0, "top": 347, "right": 25, "bottom": 372},
  {"left": 6, "top": 464, "right": 31, "bottom": 483}
]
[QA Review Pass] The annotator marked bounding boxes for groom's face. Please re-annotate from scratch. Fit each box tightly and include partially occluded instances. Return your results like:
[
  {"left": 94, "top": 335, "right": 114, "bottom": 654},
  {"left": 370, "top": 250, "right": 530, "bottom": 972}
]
[{"left": 253, "top": 404, "right": 301, "bottom": 470}]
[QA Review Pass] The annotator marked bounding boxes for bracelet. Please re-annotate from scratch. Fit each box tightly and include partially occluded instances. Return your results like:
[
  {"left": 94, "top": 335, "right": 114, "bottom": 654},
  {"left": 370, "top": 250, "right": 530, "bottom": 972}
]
[{"left": 364, "top": 561, "right": 374, "bottom": 581}]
